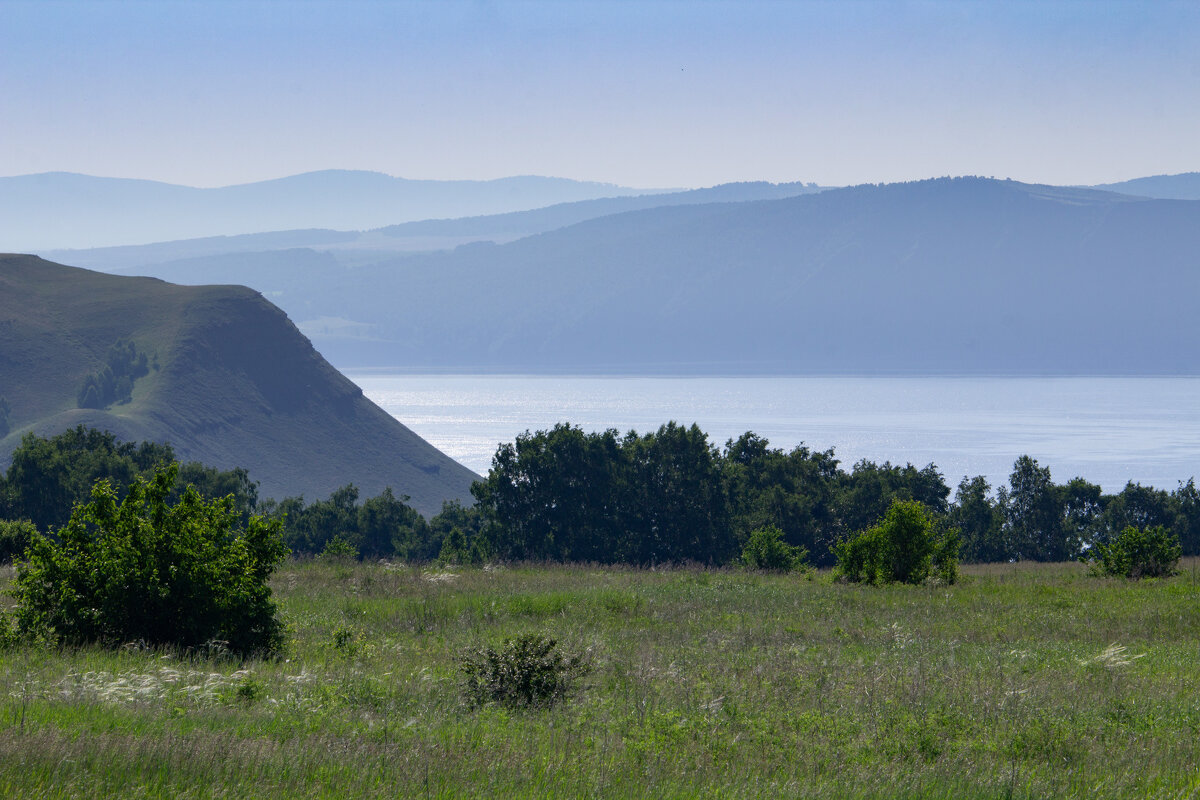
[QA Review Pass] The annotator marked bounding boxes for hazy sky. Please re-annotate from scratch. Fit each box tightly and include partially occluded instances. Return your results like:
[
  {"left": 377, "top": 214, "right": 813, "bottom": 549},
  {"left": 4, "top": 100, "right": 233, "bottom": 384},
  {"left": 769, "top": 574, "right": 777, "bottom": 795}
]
[{"left": 4, "top": 0, "right": 1199, "bottom": 188}]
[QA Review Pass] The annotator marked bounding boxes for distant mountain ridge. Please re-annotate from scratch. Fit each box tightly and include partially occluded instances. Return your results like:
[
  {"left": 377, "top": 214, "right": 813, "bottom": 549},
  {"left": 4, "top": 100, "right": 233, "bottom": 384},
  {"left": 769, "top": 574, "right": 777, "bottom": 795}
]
[
  {"left": 1089, "top": 172, "right": 1200, "bottom": 200},
  {"left": 19, "top": 174, "right": 1200, "bottom": 376},
  {"left": 42, "top": 180, "right": 827, "bottom": 270},
  {"left": 0, "top": 170, "right": 670, "bottom": 250},
  {"left": 198, "top": 175, "right": 1197, "bottom": 375},
  {"left": 0, "top": 254, "right": 477, "bottom": 513}
]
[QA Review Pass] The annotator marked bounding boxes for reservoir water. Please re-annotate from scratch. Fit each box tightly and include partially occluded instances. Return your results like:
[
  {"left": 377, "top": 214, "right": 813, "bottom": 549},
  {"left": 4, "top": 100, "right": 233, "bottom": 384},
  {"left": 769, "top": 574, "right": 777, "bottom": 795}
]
[{"left": 347, "top": 373, "right": 1200, "bottom": 493}]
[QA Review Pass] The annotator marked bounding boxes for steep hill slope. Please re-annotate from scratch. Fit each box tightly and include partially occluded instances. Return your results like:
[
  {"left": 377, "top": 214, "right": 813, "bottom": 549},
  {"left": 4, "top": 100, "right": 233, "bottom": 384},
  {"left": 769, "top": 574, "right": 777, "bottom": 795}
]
[{"left": 0, "top": 255, "right": 477, "bottom": 513}]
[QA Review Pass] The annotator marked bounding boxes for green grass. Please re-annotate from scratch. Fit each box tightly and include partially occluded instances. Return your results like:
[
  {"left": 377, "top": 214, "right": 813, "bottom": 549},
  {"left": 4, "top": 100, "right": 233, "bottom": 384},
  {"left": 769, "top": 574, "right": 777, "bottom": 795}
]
[{"left": 2, "top": 558, "right": 1200, "bottom": 798}]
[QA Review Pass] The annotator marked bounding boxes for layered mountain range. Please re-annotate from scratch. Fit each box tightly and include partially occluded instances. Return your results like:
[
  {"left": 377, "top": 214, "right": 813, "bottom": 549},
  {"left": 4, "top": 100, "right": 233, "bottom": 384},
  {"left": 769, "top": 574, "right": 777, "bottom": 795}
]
[{"left": 35, "top": 175, "right": 1200, "bottom": 375}]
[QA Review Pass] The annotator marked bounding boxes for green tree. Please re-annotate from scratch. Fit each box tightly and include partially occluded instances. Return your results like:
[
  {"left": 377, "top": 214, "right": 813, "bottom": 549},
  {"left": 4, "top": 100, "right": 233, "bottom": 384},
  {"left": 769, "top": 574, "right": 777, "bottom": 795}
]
[
  {"left": 1088, "top": 525, "right": 1182, "bottom": 579},
  {"left": 623, "top": 423, "right": 731, "bottom": 564},
  {"left": 284, "top": 485, "right": 360, "bottom": 555},
  {"left": 835, "top": 499, "right": 959, "bottom": 585},
  {"left": 357, "top": 488, "right": 426, "bottom": 559},
  {"left": 950, "top": 475, "right": 1007, "bottom": 562},
  {"left": 724, "top": 433, "right": 840, "bottom": 566},
  {"left": 1101, "top": 482, "right": 1174, "bottom": 544},
  {"left": 9, "top": 463, "right": 288, "bottom": 654},
  {"left": 76, "top": 339, "right": 150, "bottom": 409},
  {"left": 1061, "top": 477, "right": 1105, "bottom": 553},
  {"left": 1171, "top": 479, "right": 1200, "bottom": 556},
  {"left": 835, "top": 460, "right": 950, "bottom": 540},
  {"left": 740, "top": 524, "right": 808, "bottom": 572},
  {"left": 0, "top": 518, "right": 37, "bottom": 563},
  {"left": 998, "top": 456, "right": 1075, "bottom": 561},
  {"left": 428, "top": 500, "right": 486, "bottom": 561},
  {"left": 3, "top": 427, "right": 246, "bottom": 531},
  {"left": 472, "top": 424, "right": 629, "bottom": 562}
]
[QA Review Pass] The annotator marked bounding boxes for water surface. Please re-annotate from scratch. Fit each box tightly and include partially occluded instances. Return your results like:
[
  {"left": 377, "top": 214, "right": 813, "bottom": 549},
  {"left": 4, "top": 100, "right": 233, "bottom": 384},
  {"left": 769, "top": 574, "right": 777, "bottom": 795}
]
[{"left": 348, "top": 373, "right": 1200, "bottom": 493}]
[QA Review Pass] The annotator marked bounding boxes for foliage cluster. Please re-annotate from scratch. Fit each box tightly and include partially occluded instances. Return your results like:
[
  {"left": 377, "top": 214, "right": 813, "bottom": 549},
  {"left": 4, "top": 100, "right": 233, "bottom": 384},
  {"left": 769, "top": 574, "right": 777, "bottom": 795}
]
[
  {"left": 473, "top": 424, "right": 948, "bottom": 567},
  {"left": 76, "top": 339, "right": 152, "bottom": 409},
  {"left": 951, "top": 457, "right": 1200, "bottom": 564},
  {"left": 740, "top": 524, "right": 808, "bottom": 572},
  {"left": 0, "top": 394, "right": 10, "bottom": 437},
  {"left": 7, "top": 463, "right": 288, "bottom": 655},
  {"left": 0, "top": 518, "right": 36, "bottom": 563},
  {"left": 8, "top": 425, "right": 1200, "bottom": 577},
  {"left": 261, "top": 488, "right": 481, "bottom": 563},
  {"left": 475, "top": 425, "right": 1200, "bottom": 568},
  {"left": 0, "top": 426, "right": 257, "bottom": 536},
  {"left": 1087, "top": 525, "right": 1182, "bottom": 579},
  {"left": 835, "top": 499, "right": 959, "bottom": 584},
  {"left": 459, "top": 633, "right": 591, "bottom": 709}
]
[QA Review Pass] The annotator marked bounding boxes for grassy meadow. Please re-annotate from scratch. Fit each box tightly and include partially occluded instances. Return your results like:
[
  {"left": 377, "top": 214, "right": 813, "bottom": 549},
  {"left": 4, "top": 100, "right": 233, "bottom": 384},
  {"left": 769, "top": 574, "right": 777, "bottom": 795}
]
[{"left": 2, "top": 558, "right": 1199, "bottom": 798}]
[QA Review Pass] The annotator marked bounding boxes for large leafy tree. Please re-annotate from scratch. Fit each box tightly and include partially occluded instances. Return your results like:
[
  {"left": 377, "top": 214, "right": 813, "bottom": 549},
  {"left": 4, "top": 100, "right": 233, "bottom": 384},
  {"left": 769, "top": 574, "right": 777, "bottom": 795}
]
[
  {"left": 723, "top": 433, "right": 840, "bottom": 565},
  {"left": 835, "top": 460, "right": 950, "bottom": 539},
  {"left": 473, "top": 423, "right": 629, "bottom": 562},
  {"left": 623, "top": 423, "right": 731, "bottom": 564},
  {"left": 951, "top": 475, "right": 1007, "bottom": 563},
  {"left": 358, "top": 487, "right": 427, "bottom": 559},
  {"left": 998, "top": 456, "right": 1082, "bottom": 561}
]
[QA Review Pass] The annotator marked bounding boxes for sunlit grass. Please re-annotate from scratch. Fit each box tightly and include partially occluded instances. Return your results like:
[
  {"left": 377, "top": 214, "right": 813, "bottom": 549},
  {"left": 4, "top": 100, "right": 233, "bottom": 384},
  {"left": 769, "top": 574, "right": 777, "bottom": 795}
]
[{"left": 2, "top": 558, "right": 1199, "bottom": 797}]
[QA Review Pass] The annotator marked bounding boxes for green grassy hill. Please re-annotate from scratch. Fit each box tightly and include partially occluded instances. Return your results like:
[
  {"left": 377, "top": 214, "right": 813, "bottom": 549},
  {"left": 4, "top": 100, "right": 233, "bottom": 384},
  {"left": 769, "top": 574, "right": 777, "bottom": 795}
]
[{"left": 0, "top": 254, "right": 477, "bottom": 514}]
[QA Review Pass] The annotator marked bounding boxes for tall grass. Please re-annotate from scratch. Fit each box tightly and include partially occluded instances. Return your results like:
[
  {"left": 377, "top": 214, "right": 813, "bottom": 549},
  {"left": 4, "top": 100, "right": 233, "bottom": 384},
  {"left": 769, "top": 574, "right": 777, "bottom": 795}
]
[{"left": 2, "top": 559, "right": 1199, "bottom": 797}]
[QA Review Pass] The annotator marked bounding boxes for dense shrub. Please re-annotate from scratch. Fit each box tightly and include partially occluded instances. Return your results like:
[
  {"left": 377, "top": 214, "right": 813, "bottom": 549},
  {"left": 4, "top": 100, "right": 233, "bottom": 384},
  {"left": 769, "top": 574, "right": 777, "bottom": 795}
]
[
  {"left": 1088, "top": 525, "right": 1182, "bottom": 579},
  {"left": 740, "top": 525, "right": 808, "bottom": 572},
  {"left": 76, "top": 339, "right": 150, "bottom": 409},
  {"left": 835, "top": 499, "right": 959, "bottom": 585},
  {"left": 2, "top": 426, "right": 257, "bottom": 532},
  {"left": 8, "top": 463, "right": 288, "bottom": 655},
  {"left": 460, "top": 634, "right": 590, "bottom": 709},
  {"left": 0, "top": 519, "right": 37, "bottom": 563},
  {"left": 439, "top": 526, "right": 489, "bottom": 565}
]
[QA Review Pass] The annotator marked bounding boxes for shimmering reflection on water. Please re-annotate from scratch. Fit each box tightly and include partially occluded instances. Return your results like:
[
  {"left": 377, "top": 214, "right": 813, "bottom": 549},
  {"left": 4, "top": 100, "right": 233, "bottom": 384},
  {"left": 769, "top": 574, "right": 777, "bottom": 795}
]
[{"left": 347, "top": 373, "right": 1200, "bottom": 492}]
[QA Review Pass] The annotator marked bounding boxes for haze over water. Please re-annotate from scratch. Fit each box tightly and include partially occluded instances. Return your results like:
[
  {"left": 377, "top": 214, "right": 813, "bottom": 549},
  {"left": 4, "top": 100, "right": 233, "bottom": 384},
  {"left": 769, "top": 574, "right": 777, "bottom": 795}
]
[{"left": 350, "top": 374, "right": 1200, "bottom": 493}]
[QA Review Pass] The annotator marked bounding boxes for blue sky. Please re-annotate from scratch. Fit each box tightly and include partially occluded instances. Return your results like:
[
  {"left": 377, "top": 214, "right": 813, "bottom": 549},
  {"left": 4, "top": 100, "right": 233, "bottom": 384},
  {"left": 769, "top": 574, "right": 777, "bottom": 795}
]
[{"left": 3, "top": 0, "right": 1199, "bottom": 188}]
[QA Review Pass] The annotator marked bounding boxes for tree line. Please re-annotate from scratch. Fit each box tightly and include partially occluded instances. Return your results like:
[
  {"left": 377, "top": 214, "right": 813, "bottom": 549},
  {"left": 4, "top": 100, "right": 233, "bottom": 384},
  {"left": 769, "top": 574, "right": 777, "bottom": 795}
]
[
  {"left": 469, "top": 423, "right": 1200, "bottom": 567},
  {"left": 3, "top": 424, "right": 1199, "bottom": 567}
]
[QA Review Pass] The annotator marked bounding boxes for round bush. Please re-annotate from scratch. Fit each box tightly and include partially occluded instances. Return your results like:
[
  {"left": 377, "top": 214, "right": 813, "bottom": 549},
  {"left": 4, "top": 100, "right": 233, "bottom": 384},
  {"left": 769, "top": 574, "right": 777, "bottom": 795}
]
[{"left": 8, "top": 463, "right": 288, "bottom": 655}]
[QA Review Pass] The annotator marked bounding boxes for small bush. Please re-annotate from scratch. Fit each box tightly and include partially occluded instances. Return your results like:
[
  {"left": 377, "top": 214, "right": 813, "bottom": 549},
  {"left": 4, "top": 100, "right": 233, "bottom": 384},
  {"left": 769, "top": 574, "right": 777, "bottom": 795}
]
[
  {"left": 740, "top": 525, "right": 808, "bottom": 572},
  {"left": 319, "top": 534, "right": 358, "bottom": 562},
  {"left": 835, "top": 499, "right": 959, "bottom": 585},
  {"left": 8, "top": 463, "right": 289, "bottom": 655},
  {"left": 0, "top": 519, "right": 37, "bottom": 563},
  {"left": 439, "top": 526, "right": 489, "bottom": 566},
  {"left": 1088, "top": 525, "right": 1181, "bottom": 579},
  {"left": 460, "top": 633, "right": 590, "bottom": 709}
]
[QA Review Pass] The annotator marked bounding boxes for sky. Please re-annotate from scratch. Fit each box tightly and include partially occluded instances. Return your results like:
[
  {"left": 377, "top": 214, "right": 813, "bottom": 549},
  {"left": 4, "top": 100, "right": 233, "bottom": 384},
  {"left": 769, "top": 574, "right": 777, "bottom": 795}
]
[{"left": 3, "top": 0, "right": 1200, "bottom": 189}]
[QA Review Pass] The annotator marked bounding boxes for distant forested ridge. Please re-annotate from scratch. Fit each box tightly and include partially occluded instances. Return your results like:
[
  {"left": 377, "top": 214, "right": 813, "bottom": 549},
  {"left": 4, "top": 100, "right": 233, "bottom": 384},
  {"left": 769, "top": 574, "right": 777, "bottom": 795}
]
[
  {"left": 1, "top": 170, "right": 671, "bottom": 250},
  {"left": 53, "top": 177, "right": 1200, "bottom": 374}
]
